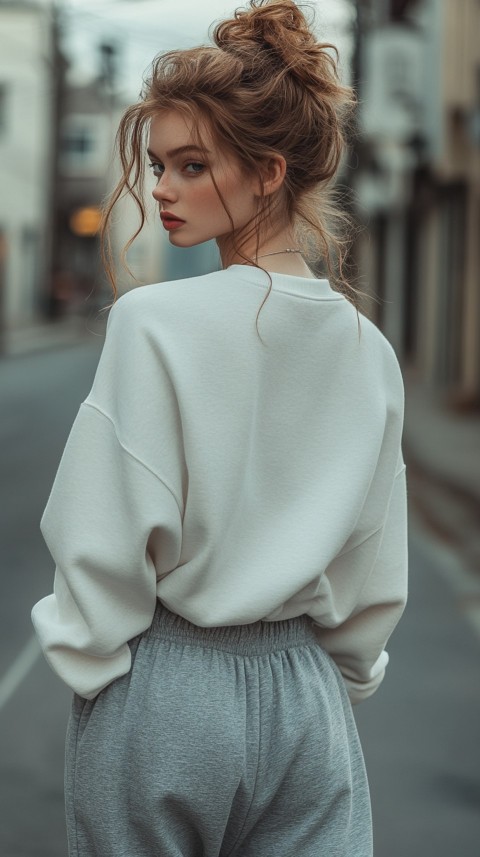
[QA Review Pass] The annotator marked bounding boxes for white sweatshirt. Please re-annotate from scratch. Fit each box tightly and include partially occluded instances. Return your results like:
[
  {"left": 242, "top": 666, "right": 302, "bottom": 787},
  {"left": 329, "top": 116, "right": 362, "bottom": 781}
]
[{"left": 31, "top": 265, "right": 408, "bottom": 704}]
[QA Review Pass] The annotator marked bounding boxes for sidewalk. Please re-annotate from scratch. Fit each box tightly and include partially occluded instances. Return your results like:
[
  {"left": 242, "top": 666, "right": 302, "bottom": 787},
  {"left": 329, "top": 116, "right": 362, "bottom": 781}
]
[
  {"left": 402, "top": 364, "right": 480, "bottom": 575},
  {"left": 1, "top": 314, "right": 104, "bottom": 358}
]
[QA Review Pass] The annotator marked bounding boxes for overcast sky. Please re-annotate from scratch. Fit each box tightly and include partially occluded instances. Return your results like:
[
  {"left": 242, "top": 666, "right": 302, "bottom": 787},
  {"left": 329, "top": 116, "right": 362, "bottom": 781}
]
[{"left": 59, "top": 0, "right": 355, "bottom": 99}]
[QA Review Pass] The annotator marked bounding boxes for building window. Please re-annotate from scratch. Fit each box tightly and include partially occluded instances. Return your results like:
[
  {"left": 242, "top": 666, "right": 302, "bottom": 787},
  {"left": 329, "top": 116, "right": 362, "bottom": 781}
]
[
  {"left": 61, "top": 130, "right": 94, "bottom": 157},
  {"left": 59, "top": 114, "right": 109, "bottom": 177}
]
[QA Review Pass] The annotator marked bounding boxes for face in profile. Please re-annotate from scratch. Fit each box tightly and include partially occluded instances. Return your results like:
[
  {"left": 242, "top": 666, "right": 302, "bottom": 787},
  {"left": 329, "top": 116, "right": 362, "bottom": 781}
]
[{"left": 148, "top": 110, "right": 260, "bottom": 252}]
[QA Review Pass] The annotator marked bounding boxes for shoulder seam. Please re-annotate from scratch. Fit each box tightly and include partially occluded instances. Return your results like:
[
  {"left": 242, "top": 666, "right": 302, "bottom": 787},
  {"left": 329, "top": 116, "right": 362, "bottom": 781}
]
[{"left": 81, "top": 401, "right": 183, "bottom": 516}]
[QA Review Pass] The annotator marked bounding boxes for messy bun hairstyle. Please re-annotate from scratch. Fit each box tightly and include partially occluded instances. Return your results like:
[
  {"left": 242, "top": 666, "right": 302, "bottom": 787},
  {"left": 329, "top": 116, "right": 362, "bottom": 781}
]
[{"left": 101, "top": 0, "right": 359, "bottom": 338}]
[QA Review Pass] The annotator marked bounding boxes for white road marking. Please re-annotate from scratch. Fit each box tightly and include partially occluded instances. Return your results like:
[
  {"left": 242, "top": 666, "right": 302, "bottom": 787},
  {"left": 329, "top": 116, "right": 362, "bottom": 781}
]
[{"left": 0, "top": 635, "right": 41, "bottom": 712}]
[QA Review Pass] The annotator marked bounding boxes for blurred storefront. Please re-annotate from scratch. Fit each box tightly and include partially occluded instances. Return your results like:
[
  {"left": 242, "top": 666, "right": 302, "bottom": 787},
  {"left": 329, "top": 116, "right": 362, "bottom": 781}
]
[
  {"left": 0, "top": 0, "right": 60, "bottom": 342},
  {"left": 53, "top": 80, "right": 114, "bottom": 318},
  {"left": 352, "top": 0, "right": 480, "bottom": 405},
  {"left": 350, "top": 0, "right": 480, "bottom": 568}
]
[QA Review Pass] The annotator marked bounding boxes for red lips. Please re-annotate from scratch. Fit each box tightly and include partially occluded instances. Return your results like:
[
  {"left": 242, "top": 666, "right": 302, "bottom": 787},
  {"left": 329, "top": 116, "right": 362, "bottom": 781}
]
[{"left": 160, "top": 211, "right": 185, "bottom": 223}]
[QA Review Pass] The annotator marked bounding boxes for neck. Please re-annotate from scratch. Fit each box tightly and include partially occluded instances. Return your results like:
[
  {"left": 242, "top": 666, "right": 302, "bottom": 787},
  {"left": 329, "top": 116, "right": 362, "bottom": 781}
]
[
  {"left": 240, "top": 254, "right": 317, "bottom": 278},
  {"left": 217, "top": 222, "right": 317, "bottom": 278},
  {"left": 219, "top": 227, "right": 298, "bottom": 262}
]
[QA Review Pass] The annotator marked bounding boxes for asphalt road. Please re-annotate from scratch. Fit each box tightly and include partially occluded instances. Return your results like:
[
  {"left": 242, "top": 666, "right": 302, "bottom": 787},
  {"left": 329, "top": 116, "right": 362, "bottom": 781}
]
[{"left": 1, "top": 341, "right": 479, "bottom": 857}]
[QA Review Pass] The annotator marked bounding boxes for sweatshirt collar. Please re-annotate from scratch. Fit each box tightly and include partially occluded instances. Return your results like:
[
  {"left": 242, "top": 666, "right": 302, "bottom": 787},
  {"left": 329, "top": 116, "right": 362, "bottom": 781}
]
[{"left": 225, "top": 264, "right": 343, "bottom": 301}]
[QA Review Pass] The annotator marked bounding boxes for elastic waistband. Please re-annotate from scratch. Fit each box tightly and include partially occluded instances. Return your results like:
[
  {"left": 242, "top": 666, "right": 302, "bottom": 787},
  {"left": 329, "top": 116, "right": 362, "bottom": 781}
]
[{"left": 147, "top": 599, "right": 320, "bottom": 656}]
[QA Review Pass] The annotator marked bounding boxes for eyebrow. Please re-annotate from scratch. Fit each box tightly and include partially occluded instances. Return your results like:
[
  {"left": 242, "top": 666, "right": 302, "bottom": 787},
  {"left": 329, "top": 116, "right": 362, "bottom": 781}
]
[{"left": 147, "top": 145, "right": 211, "bottom": 159}]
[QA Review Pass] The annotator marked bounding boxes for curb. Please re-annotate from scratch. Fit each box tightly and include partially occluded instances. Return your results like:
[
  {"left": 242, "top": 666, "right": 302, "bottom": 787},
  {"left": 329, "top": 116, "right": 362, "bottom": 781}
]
[{"left": 1, "top": 317, "right": 105, "bottom": 358}]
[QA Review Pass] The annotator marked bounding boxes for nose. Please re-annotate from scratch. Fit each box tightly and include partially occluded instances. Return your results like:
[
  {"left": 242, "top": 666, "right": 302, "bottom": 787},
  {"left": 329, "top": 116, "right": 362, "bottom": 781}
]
[{"left": 151, "top": 172, "right": 177, "bottom": 204}]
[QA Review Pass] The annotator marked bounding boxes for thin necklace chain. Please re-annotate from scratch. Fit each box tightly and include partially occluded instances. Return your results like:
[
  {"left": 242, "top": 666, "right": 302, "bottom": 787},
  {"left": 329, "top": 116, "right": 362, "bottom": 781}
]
[{"left": 256, "top": 249, "right": 302, "bottom": 259}]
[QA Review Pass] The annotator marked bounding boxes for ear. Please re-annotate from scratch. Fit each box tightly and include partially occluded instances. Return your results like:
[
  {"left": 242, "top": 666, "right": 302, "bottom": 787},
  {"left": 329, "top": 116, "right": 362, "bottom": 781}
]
[{"left": 255, "top": 153, "right": 287, "bottom": 198}]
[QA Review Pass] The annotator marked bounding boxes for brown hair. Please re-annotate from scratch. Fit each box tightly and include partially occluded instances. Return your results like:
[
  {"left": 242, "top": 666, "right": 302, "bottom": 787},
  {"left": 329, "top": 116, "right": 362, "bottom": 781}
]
[{"left": 101, "top": 0, "right": 363, "bottom": 340}]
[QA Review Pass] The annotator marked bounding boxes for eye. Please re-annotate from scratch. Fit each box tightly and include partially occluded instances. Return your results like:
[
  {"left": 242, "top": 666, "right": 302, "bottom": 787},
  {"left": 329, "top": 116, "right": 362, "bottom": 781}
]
[
  {"left": 185, "top": 162, "right": 205, "bottom": 175},
  {"left": 148, "top": 161, "right": 164, "bottom": 177}
]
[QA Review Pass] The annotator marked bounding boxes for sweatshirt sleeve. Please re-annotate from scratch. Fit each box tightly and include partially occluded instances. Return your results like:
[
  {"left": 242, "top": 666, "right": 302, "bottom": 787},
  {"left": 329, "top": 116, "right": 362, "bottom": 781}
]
[
  {"left": 310, "top": 462, "right": 408, "bottom": 705},
  {"left": 31, "top": 295, "right": 183, "bottom": 700}
]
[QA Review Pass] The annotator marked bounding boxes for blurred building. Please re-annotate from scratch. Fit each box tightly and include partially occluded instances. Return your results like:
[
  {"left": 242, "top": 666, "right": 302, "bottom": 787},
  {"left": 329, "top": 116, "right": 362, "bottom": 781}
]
[
  {"left": 353, "top": 0, "right": 480, "bottom": 404},
  {"left": 0, "top": 0, "right": 60, "bottom": 338},
  {"left": 0, "top": 2, "right": 224, "bottom": 346},
  {"left": 53, "top": 80, "right": 114, "bottom": 317}
]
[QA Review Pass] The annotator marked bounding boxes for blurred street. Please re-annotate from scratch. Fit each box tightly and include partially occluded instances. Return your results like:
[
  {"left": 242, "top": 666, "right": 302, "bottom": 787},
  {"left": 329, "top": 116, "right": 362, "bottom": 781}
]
[
  {"left": 1, "top": 335, "right": 480, "bottom": 857},
  {"left": 1, "top": 0, "right": 480, "bottom": 855}
]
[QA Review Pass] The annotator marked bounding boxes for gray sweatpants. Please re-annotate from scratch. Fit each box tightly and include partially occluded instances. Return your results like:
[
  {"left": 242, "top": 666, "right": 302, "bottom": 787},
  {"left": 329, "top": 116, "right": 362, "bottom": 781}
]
[{"left": 65, "top": 600, "right": 372, "bottom": 856}]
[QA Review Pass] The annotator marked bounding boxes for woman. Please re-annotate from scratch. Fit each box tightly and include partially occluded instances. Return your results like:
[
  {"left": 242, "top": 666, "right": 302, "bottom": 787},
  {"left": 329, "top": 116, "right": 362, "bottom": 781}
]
[{"left": 31, "top": 1, "right": 408, "bottom": 855}]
